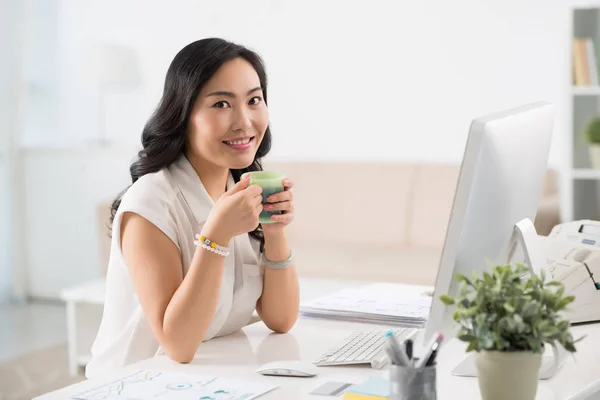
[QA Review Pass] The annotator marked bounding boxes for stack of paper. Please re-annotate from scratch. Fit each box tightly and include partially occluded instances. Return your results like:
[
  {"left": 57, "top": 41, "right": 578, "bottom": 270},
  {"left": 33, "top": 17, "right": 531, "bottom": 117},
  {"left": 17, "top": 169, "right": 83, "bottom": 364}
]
[
  {"left": 299, "top": 283, "right": 433, "bottom": 327},
  {"left": 71, "top": 369, "right": 278, "bottom": 400}
]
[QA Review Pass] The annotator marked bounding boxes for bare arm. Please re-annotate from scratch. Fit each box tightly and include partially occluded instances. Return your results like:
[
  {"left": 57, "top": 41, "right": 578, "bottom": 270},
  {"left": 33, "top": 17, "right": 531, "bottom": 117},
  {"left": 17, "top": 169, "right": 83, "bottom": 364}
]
[
  {"left": 256, "top": 231, "right": 300, "bottom": 333},
  {"left": 121, "top": 212, "right": 231, "bottom": 363}
]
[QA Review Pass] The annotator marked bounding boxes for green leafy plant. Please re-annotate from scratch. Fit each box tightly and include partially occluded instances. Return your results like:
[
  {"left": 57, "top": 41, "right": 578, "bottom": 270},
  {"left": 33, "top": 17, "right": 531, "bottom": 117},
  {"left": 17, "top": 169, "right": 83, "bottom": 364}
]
[
  {"left": 585, "top": 117, "right": 600, "bottom": 144},
  {"left": 439, "top": 263, "right": 582, "bottom": 353}
]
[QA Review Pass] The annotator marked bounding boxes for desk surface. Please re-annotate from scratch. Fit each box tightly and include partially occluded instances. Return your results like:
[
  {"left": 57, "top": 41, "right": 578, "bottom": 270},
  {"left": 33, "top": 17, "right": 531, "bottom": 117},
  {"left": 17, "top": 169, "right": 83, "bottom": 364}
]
[
  {"left": 59, "top": 276, "right": 372, "bottom": 304},
  {"left": 36, "top": 314, "right": 600, "bottom": 400}
]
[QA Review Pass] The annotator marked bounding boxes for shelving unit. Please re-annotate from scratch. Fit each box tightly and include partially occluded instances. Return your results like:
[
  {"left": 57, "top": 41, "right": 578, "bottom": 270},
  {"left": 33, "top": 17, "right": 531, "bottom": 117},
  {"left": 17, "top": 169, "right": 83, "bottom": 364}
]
[
  {"left": 570, "top": 8, "right": 600, "bottom": 222},
  {"left": 572, "top": 169, "right": 600, "bottom": 179},
  {"left": 573, "top": 86, "right": 600, "bottom": 96}
]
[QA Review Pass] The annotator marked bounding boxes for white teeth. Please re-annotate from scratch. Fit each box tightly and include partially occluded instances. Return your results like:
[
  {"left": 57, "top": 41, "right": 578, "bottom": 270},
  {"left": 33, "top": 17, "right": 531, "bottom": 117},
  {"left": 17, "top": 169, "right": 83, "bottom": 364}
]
[{"left": 226, "top": 138, "right": 251, "bottom": 145}]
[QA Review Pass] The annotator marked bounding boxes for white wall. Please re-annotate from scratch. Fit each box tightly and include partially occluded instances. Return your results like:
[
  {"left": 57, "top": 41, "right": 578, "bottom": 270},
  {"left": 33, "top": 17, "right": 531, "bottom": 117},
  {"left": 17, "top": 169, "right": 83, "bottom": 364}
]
[
  {"left": 22, "top": 148, "right": 135, "bottom": 297},
  {"left": 0, "top": 0, "right": 15, "bottom": 302},
  {"left": 25, "top": 0, "right": 571, "bottom": 165},
  {"left": 0, "top": 0, "right": 26, "bottom": 302},
  {"left": 20, "top": 0, "right": 581, "bottom": 297}
]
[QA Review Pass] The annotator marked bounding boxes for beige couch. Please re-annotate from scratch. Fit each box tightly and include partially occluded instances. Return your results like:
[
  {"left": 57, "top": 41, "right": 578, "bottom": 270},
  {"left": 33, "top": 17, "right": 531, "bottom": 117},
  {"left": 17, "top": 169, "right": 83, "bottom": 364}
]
[
  {"left": 261, "top": 161, "right": 560, "bottom": 286},
  {"left": 97, "top": 162, "right": 560, "bottom": 286}
]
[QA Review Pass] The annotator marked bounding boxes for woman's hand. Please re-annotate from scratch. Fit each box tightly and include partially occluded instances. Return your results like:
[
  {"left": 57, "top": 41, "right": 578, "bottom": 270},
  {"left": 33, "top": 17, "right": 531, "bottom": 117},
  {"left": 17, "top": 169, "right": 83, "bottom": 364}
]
[
  {"left": 262, "top": 178, "right": 294, "bottom": 234},
  {"left": 202, "top": 176, "right": 263, "bottom": 244},
  {"left": 255, "top": 178, "right": 298, "bottom": 333}
]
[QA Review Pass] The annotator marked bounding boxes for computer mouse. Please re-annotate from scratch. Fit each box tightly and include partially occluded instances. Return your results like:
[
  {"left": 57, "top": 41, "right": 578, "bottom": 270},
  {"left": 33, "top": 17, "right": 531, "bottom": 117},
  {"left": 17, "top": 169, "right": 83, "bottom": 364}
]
[{"left": 255, "top": 360, "right": 318, "bottom": 377}]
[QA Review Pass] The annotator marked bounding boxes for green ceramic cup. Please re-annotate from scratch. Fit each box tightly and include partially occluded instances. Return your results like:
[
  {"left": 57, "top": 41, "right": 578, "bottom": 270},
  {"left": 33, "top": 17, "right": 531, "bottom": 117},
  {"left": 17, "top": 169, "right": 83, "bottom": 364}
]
[{"left": 241, "top": 171, "right": 286, "bottom": 224}]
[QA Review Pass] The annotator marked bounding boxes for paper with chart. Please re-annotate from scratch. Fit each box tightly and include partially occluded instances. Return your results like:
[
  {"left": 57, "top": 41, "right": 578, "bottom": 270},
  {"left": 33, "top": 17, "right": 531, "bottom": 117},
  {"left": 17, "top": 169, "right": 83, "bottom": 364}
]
[
  {"left": 71, "top": 369, "right": 278, "bottom": 400},
  {"left": 299, "top": 282, "right": 433, "bottom": 327}
]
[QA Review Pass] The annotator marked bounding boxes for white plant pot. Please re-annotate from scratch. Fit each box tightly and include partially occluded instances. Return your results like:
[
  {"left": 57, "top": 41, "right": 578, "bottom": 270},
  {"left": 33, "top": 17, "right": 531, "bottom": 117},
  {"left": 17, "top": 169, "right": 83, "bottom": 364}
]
[
  {"left": 475, "top": 350, "right": 543, "bottom": 400},
  {"left": 589, "top": 145, "right": 600, "bottom": 169}
]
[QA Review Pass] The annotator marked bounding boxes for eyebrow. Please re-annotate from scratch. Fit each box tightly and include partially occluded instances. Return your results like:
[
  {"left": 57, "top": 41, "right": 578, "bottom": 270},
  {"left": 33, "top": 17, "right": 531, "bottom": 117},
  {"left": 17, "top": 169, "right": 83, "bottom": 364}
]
[{"left": 206, "top": 86, "right": 263, "bottom": 98}]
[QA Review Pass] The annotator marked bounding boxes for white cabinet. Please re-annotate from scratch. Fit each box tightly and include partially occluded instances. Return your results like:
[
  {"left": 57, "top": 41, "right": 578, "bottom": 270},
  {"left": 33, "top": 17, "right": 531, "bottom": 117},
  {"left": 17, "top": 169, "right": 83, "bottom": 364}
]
[{"left": 570, "top": 8, "right": 600, "bottom": 222}]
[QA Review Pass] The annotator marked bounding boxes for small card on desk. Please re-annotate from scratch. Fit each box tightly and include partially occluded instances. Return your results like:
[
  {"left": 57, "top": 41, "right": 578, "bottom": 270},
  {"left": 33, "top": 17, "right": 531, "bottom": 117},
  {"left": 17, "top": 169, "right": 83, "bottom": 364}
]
[
  {"left": 309, "top": 382, "right": 353, "bottom": 396},
  {"left": 342, "top": 376, "right": 390, "bottom": 400}
]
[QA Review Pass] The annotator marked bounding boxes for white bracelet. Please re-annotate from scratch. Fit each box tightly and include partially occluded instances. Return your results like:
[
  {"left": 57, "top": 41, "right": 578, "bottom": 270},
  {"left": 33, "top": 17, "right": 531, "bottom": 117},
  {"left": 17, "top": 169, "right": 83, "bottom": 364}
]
[{"left": 193, "top": 234, "right": 230, "bottom": 257}]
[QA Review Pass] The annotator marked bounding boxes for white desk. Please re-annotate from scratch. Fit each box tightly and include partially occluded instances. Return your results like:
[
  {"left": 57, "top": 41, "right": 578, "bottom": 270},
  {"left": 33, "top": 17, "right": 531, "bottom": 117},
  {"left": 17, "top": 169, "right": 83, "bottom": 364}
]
[
  {"left": 59, "top": 276, "right": 369, "bottom": 376},
  {"left": 35, "top": 314, "right": 600, "bottom": 400}
]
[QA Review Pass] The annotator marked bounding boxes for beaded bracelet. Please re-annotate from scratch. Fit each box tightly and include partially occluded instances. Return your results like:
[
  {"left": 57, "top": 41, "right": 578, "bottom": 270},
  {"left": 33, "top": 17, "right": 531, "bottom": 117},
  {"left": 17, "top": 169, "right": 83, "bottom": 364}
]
[
  {"left": 193, "top": 234, "right": 230, "bottom": 257},
  {"left": 261, "top": 250, "right": 294, "bottom": 270}
]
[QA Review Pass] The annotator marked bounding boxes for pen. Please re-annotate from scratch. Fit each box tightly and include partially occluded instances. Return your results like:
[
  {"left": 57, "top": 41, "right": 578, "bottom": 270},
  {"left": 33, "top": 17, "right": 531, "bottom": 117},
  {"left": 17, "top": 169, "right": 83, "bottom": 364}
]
[
  {"left": 425, "top": 349, "right": 438, "bottom": 367},
  {"left": 385, "top": 345, "right": 401, "bottom": 365},
  {"left": 415, "top": 333, "right": 444, "bottom": 369},
  {"left": 405, "top": 339, "right": 413, "bottom": 360},
  {"left": 385, "top": 331, "right": 410, "bottom": 367}
]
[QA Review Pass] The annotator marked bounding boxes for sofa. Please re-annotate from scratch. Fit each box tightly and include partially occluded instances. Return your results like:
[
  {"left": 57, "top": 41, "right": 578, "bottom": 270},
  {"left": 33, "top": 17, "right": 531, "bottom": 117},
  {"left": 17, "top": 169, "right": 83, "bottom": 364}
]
[
  {"left": 260, "top": 161, "right": 560, "bottom": 286},
  {"left": 96, "top": 161, "right": 560, "bottom": 286}
]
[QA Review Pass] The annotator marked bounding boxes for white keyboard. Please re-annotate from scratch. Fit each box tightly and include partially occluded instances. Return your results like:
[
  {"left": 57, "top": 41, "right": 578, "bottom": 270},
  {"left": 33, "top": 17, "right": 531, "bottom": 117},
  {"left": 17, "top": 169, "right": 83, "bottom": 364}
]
[{"left": 313, "top": 328, "right": 415, "bottom": 369}]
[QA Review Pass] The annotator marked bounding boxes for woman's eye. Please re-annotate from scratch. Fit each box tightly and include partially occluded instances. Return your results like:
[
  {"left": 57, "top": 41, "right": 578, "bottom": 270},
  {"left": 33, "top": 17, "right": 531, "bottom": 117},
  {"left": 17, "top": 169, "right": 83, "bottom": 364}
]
[
  {"left": 214, "top": 101, "right": 230, "bottom": 109},
  {"left": 249, "top": 96, "right": 262, "bottom": 105}
]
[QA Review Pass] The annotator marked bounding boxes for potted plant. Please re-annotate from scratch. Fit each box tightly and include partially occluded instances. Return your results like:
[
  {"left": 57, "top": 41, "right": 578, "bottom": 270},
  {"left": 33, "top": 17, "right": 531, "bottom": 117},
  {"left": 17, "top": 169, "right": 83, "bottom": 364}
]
[
  {"left": 585, "top": 117, "right": 600, "bottom": 168},
  {"left": 439, "top": 263, "right": 581, "bottom": 400}
]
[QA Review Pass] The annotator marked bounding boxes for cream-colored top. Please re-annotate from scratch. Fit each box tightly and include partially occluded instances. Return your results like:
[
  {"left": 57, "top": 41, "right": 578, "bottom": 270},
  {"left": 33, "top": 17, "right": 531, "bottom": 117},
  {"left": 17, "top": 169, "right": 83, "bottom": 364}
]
[{"left": 85, "top": 155, "right": 264, "bottom": 379}]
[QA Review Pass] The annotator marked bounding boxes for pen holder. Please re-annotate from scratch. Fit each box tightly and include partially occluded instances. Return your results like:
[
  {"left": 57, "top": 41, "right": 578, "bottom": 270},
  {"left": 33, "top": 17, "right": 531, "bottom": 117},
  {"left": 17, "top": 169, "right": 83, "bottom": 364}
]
[{"left": 389, "top": 362, "right": 437, "bottom": 400}]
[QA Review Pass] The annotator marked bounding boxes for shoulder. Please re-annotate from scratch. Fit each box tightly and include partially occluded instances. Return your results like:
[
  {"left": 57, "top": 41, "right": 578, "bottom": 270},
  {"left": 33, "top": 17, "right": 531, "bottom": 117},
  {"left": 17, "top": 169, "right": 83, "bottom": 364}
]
[
  {"left": 120, "top": 168, "right": 177, "bottom": 211},
  {"left": 115, "top": 167, "right": 181, "bottom": 249}
]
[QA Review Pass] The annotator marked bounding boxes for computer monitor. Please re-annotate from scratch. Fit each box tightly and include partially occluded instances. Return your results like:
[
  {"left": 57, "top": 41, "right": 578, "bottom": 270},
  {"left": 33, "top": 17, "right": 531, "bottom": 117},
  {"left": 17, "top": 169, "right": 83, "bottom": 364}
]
[{"left": 424, "top": 101, "right": 555, "bottom": 345}]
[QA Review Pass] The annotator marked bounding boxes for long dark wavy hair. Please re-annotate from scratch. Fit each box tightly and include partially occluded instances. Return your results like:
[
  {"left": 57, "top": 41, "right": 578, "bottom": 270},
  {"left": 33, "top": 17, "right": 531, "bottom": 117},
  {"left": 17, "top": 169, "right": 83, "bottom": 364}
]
[{"left": 109, "top": 38, "right": 272, "bottom": 249}]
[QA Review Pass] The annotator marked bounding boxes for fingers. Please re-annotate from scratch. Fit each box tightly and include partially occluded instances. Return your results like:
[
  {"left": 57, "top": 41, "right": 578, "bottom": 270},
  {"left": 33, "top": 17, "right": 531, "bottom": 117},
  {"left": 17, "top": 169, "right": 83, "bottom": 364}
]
[
  {"left": 242, "top": 185, "right": 262, "bottom": 217},
  {"left": 226, "top": 175, "right": 251, "bottom": 195},
  {"left": 270, "top": 212, "right": 294, "bottom": 224},
  {"left": 251, "top": 193, "right": 263, "bottom": 208},
  {"left": 245, "top": 184, "right": 263, "bottom": 198},
  {"left": 266, "top": 189, "right": 292, "bottom": 204},
  {"left": 263, "top": 178, "right": 294, "bottom": 226},
  {"left": 282, "top": 178, "right": 294, "bottom": 189},
  {"left": 232, "top": 180, "right": 263, "bottom": 204},
  {"left": 263, "top": 201, "right": 292, "bottom": 212}
]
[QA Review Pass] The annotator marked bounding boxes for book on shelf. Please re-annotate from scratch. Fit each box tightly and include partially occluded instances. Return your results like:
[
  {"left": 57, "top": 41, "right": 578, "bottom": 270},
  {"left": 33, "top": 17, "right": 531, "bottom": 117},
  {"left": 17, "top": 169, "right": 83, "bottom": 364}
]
[{"left": 573, "top": 37, "right": 600, "bottom": 87}]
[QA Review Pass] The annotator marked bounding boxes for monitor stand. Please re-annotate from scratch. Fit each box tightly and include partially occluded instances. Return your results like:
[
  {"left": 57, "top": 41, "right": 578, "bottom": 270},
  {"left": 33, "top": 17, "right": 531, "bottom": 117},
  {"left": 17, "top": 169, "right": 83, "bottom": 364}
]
[{"left": 450, "top": 218, "right": 568, "bottom": 380}]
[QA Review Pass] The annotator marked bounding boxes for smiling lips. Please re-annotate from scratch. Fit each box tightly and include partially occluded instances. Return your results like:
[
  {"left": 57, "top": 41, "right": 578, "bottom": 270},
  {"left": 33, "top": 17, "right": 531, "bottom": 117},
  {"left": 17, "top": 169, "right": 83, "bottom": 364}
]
[{"left": 223, "top": 136, "right": 254, "bottom": 150}]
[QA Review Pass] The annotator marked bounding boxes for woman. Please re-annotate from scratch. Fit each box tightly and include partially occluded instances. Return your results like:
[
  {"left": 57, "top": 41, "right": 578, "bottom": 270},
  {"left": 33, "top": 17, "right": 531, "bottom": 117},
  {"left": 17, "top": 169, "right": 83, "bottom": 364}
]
[{"left": 85, "top": 38, "right": 299, "bottom": 379}]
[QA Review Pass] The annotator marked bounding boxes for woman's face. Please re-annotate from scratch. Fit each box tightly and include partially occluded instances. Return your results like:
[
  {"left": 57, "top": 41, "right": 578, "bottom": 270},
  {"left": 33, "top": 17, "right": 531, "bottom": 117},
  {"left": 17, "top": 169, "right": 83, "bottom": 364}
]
[{"left": 187, "top": 57, "right": 269, "bottom": 170}]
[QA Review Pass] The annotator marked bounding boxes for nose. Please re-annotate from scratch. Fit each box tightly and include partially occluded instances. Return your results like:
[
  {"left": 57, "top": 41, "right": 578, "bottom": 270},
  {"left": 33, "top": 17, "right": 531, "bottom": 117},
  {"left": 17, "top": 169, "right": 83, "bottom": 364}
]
[{"left": 233, "top": 106, "right": 252, "bottom": 132}]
